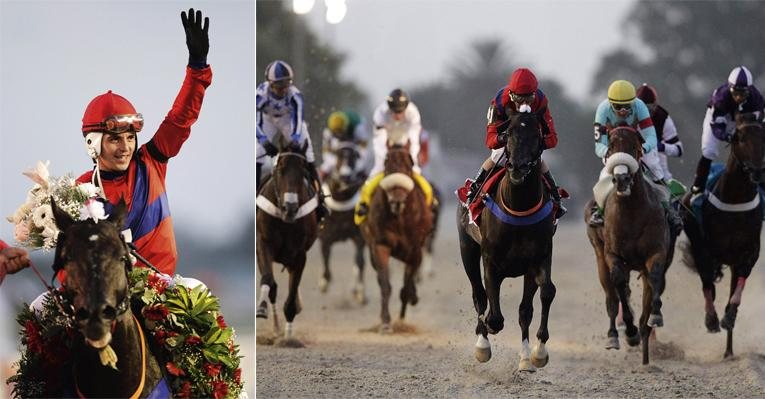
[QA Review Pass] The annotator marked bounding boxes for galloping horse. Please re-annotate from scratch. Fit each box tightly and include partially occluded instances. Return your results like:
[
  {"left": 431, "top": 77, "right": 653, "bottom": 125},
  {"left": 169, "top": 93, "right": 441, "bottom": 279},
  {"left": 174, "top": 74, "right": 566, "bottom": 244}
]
[
  {"left": 257, "top": 143, "right": 319, "bottom": 343},
  {"left": 318, "top": 142, "right": 368, "bottom": 304},
  {"left": 457, "top": 111, "right": 556, "bottom": 372},
  {"left": 360, "top": 142, "right": 433, "bottom": 333},
  {"left": 680, "top": 112, "right": 764, "bottom": 358},
  {"left": 51, "top": 199, "right": 164, "bottom": 397},
  {"left": 585, "top": 126, "right": 676, "bottom": 365}
]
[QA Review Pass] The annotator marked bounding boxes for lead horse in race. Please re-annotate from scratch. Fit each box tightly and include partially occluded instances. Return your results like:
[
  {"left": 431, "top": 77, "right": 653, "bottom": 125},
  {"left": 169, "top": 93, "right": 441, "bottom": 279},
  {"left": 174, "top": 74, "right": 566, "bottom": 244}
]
[
  {"left": 680, "top": 112, "right": 764, "bottom": 358},
  {"left": 457, "top": 111, "right": 557, "bottom": 372},
  {"left": 360, "top": 142, "right": 433, "bottom": 333},
  {"left": 585, "top": 126, "right": 677, "bottom": 365},
  {"left": 257, "top": 143, "right": 319, "bottom": 345}
]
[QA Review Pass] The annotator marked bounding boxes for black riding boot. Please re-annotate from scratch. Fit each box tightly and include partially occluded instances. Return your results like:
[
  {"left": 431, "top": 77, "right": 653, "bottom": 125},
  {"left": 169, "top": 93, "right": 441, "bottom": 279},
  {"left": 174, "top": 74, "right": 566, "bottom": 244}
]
[
  {"left": 466, "top": 167, "right": 489, "bottom": 204},
  {"left": 543, "top": 170, "right": 567, "bottom": 219},
  {"left": 691, "top": 156, "right": 712, "bottom": 194},
  {"left": 588, "top": 203, "right": 604, "bottom": 227},
  {"left": 308, "top": 162, "right": 328, "bottom": 221}
]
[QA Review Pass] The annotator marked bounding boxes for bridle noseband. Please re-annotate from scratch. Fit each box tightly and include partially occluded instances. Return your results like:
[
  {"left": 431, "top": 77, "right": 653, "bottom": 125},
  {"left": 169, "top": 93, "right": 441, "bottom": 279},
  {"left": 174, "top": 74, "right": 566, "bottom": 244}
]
[{"left": 272, "top": 151, "right": 307, "bottom": 210}]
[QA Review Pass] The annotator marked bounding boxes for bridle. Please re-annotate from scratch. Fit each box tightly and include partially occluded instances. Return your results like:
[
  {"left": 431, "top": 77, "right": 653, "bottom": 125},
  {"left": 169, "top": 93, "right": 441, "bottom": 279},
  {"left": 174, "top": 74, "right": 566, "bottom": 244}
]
[
  {"left": 272, "top": 150, "right": 307, "bottom": 210},
  {"left": 502, "top": 116, "right": 544, "bottom": 182}
]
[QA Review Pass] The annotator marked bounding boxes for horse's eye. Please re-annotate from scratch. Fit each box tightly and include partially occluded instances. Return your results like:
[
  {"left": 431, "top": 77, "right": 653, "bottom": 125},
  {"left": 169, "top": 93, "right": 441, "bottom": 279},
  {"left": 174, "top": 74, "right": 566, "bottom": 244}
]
[
  {"left": 75, "top": 308, "right": 89, "bottom": 322},
  {"left": 102, "top": 306, "right": 117, "bottom": 320}
]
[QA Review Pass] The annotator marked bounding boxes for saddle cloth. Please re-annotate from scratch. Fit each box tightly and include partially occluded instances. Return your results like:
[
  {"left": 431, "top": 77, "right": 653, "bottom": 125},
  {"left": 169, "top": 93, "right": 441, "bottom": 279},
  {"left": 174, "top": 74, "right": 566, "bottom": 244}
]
[{"left": 691, "top": 163, "right": 765, "bottom": 221}]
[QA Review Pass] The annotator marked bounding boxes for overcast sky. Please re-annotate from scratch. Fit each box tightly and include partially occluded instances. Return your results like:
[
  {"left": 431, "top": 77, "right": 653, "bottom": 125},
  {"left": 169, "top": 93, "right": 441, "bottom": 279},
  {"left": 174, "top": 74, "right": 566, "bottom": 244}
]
[
  {"left": 0, "top": 0, "right": 255, "bottom": 245},
  {"left": 301, "top": 0, "right": 635, "bottom": 104}
]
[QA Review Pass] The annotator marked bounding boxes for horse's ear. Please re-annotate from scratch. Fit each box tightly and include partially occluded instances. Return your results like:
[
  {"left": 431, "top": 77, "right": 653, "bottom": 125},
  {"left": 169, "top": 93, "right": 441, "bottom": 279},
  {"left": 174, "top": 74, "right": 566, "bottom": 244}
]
[
  {"left": 51, "top": 197, "right": 74, "bottom": 232},
  {"left": 108, "top": 197, "right": 127, "bottom": 228}
]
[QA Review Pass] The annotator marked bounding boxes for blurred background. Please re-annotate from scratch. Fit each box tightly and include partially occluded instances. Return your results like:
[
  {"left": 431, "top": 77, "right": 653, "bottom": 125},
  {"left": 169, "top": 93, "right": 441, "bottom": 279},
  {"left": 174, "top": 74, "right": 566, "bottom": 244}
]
[
  {"left": 258, "top": 0, "right": 765, "bottom": 212},
  {"left": 1, "top": 0, "right": 254, "bottom": 396}
]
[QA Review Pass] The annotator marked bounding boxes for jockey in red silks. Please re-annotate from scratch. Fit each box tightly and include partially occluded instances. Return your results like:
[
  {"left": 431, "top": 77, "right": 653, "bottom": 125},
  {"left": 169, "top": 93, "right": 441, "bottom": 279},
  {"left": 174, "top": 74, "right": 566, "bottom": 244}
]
[
  {"left": 74, "top": 10, "right": 212, "bottom": 279},
  {"left": 465, "top": 67, "right": 566, "bottom": 218}
]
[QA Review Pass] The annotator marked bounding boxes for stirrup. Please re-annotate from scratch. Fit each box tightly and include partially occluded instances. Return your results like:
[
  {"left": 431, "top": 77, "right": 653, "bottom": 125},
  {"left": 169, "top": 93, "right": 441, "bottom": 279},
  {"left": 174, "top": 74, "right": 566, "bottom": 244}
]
[
  {"left": 555, "top": 204, "right": 568, "bottom": 219},
  {"left": 588, "top": 212, "right": 604, "bottom": 227}
]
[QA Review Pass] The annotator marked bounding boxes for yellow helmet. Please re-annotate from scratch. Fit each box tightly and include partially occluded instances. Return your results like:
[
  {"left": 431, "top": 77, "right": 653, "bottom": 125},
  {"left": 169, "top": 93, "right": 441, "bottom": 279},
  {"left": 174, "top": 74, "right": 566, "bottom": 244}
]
[
  {"left": 607, "top": 80, "right": 636, "bottom": 104},
  {"left": 327, "top": 111, "right": 349, "bottom": 135}
]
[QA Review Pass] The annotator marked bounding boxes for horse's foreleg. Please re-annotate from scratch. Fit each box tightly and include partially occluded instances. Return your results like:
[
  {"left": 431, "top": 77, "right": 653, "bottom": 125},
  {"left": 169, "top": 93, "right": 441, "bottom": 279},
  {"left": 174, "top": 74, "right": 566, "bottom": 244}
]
[
  {"left": 319, "top": 239, "right": 332, "bottom": 293},
  {"left": 482, "top": 257, "right": 504, "bottom": 335},
  {"left": 371, "top": 244, "right": 393, "bottom": 333},
  {"left": 609, "top": 255, "right": 639, "bottom": 346},
  {"left": 640, "top": 275, "right": 654, "bottom": 365},
  {"left": 597, "top": 250, "right": 620, "bottom": 349},
  {"left": 533, "top": 261, "right": 555, "bottom": 368},
  {"left": 283, "top": 255, "right": 307, "bottom": 339},
  {"left": 257, "top": 247, "right": 277, "bottom": 325},
  {"left": 399, "top": 254, "right": 421, "bottom": 320},
  {"left": 517, "top": 272, "right": 537, "bottom": 372},
  {"left": 352, "top": 236, "right": 367, "bottom": 305},
  {"left": 721, "top": 269, "right": 749, "bottom": 358},
  {"left": 646, "top": 258, "right": 666, "bottom": 328}
]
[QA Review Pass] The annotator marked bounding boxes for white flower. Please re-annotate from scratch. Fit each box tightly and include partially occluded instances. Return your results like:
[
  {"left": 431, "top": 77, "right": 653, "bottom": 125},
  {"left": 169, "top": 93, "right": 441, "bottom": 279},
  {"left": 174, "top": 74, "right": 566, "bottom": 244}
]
[
  {"left": 22, "top": 160, "right": 51, "bottom": 189},
  {"left": 31, "top": 204, "right": 53, "bottom": 228},
  {"left": 79, "top": 199, "right": 108, "bottom": 223},
  {"left": 78, "top": 183, "right": 100, "bottom": 198},
  {"left": 41, "top": 224, "right": 58, "bottom": 239}
]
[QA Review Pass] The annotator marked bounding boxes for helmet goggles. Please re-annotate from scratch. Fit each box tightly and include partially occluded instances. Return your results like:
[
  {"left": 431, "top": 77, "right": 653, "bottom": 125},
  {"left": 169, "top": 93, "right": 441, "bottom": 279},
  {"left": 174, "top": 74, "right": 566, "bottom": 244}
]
[
  {"left": 611, "top": 102, "right": 632, "bottom": 112},
  {"left": 510, "top": 92, "right": 535, "bottom": 105},
  {"left": 83, "top": 113, "right": 144, "bottom": 134},
  {"left": 730, "top": 86, "right": 750, "bottom": 100}
]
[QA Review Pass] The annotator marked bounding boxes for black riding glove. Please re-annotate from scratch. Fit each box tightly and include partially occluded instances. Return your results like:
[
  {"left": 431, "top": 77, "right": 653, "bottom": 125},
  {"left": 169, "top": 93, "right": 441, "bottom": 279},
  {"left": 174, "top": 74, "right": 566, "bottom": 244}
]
[
  {"left": 181, "top": 8, "right": 210, "bottom": 69},
  {"left": 263, "top": 141, "right": 278, "bottom": 157}
]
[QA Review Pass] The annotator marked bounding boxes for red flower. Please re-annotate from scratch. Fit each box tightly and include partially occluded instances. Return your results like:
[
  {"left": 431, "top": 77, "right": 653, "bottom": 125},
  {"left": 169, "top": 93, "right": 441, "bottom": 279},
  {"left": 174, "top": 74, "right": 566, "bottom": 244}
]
[
  {"left": 234, "top": 368, "right": 242, "bottom": 384},
  {"left": 154, "top": 329, "right": 167, "bottom": 345},
  {"left": 185, "top": 335, "right": 202, "bottom": 346},
  {"left": 147, "top": 272, "right": 168, "bottom": 294},
  {"left": 177, "top": 381, "right": 192, "bottom": 398},
  {"left": 166, "top": 361, "right": 185, "bottom": 376},
  {"left": 204, "top": 362, "right": 222, "bottom": 378},
  {"left": 216, "top": 315, "right": 227, "bottom": 329},
  {"left": 212, "top": 381, "right": 228, "bottom": 399},
  {"left": 143, "top": 304, "right": 169, "bottom": 321},
  {"left": 24, "top": 320, "right": 44, "bottom": 354}
]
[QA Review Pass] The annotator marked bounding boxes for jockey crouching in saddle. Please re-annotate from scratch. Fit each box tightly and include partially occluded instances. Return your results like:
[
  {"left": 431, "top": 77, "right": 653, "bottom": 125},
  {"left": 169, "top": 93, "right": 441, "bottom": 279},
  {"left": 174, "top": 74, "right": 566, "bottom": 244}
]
[
  {"left": 319, "top": 110, "right": 374, "bottom": 181},
  {"left": 256, "top": 60, "right": 327, "bottom": 220},
  {"left": 464, "top": 67, "right": 567, "bottom": 219},
  {"left": 588, "top": 80, "right": 683, "bottom": 234},
  {"left": 29, "top": 8, "right": 212, "bottom": 307},
  {"left": 691, "top": 66, "right": 765, "bottom": 196},
  {"left": 354, "top": 89, "right": 434, "bottom": 223}
]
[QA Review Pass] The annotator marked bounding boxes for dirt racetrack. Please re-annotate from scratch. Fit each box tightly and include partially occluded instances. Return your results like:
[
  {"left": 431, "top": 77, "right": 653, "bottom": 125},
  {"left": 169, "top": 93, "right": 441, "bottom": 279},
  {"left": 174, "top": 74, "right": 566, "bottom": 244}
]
[{"left": 256, "top": 204, "right": 765, "bottom": 398}]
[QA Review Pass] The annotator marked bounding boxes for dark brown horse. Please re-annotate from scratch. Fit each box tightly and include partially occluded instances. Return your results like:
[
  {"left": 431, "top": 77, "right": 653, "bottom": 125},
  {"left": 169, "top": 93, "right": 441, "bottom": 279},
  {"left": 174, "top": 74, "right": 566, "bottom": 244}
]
[
  {"left": 457, "top": 111, "right": 556, "bottom": 372},
  {"left": 360, "top": 142, "right": 433, "bottom": 333},
  {"left": 680, "top": 112, "right": 764, "bottom": 358},
  {"left": 418, "top": 186, "right": 442, "bottom": 280},
  {"left": 585, "top": 126, "right": 677, "bottom": 365},
  {"left": 257, "top": 144, "right": 319, "bottom": 343},
  {"left": 51, "top": 199, "right": 164, "bottom": 398},
  {"left": 318, "top": 143, "right": 367, "bottom": 304}
]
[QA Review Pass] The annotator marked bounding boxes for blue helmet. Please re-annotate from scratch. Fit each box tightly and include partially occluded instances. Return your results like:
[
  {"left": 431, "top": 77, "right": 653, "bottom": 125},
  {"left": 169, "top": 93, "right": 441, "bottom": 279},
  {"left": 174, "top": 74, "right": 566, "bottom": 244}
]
[
  {"left": 727, "top": 66, "right": 753, "bottom": 89},
  {"left": 265, "top": 60, "right": 294, "bottom": 83}
]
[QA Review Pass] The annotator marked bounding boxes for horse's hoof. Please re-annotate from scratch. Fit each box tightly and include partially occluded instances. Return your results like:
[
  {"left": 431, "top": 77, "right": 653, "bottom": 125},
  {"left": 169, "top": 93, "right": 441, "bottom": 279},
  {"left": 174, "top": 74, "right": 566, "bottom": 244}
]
[
  {"left": 705, "top": 312, "right": 720, "bottom": 333},
  {"left": 648, "top": 313, "right": 664, "bottom": 328},
  {"left": 626, "top": 332, "right": 641, "bottom": 347},
  {"left": 379, "top": 323, "right": 393, "bottom": 334},
  {"left": 531, "top": 342, "right": 549, "bottom": 368},
  {"left": 475, "top": 347, "right": 492, "bottom": 363},
  {"left": 518, "top": 358, "right": 536, "bottom": 373},
  {"left": 605, "top": 336, "right": 620, "bottom": 350},
  {"left": 724, "top": 350, "right": 734, "bottom": 359},
  {"left": 318, "top": 277, "right": 329, "bottom": 293},
  {"left": 720, "top": 308, "right": 737, "bottom": 331},
  {"left": 256, "top": 301, "right": 268, "bottom": 319}
]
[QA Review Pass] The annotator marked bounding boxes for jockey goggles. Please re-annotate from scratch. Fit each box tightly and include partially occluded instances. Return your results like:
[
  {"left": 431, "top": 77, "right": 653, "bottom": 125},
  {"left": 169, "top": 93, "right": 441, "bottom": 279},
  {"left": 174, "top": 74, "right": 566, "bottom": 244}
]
[
  {"left": 730, "top": 86, "right": 750, "bottom": 99},
  {"left": 611, "top": 103, "right": 632, "bottom": 112},
  {"left": 510, "top": 92, "right": 535, "bottom": 105},
  {"left": 83, "top": 113, "right": 144, "bottom": 134},
  {"left": 270, "top": 79, "right": 292, "bottom": 91}
]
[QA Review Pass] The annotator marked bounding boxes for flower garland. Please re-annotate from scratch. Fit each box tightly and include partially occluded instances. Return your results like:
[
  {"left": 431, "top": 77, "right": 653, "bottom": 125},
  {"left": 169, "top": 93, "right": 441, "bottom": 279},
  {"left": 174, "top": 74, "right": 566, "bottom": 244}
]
[
  {"left": 6, "top": 160, "right": 102, "bottom": 250},
  {"left": 6, "top": 269, "right": 244, "bottom": 398}
]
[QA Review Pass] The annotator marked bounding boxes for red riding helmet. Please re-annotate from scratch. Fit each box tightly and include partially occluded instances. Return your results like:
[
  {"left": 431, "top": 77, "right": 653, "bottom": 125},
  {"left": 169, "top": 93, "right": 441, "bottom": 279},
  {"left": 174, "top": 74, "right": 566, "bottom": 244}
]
[
  {"left": 81, "top": 91, "right": 140, "bottom": 136},
  {"left": 508, "top": 68, "right": 538, "bottom": 95},
  {"left": 636, "top": 83, "right": 658, "bottom": 105}
]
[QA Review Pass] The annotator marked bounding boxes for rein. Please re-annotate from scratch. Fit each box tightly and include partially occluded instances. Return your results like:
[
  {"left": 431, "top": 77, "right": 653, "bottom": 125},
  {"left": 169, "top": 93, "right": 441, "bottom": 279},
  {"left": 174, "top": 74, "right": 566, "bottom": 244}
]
[{"left": 75, "top": 314, "right": 147, "bottom": 399}]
